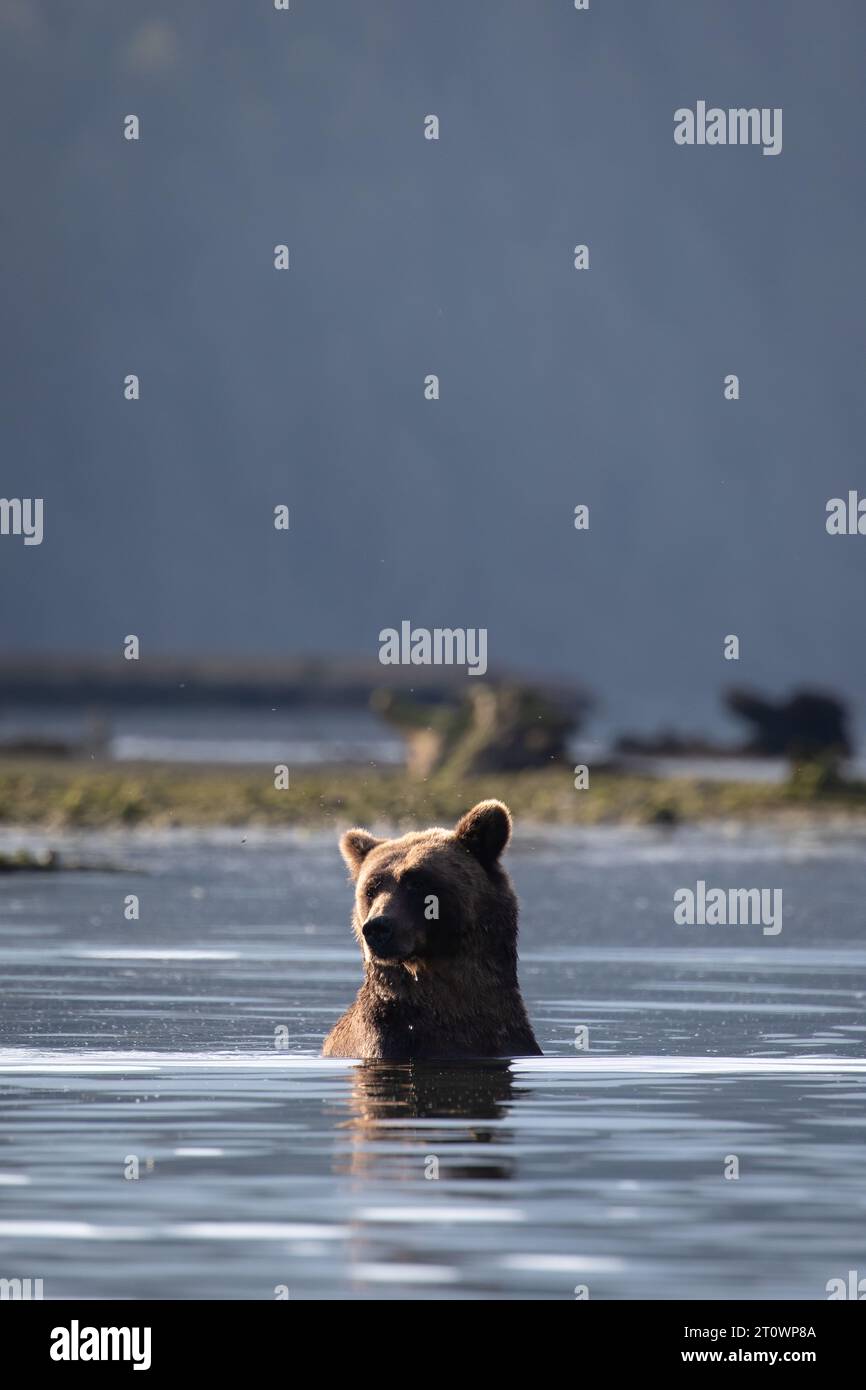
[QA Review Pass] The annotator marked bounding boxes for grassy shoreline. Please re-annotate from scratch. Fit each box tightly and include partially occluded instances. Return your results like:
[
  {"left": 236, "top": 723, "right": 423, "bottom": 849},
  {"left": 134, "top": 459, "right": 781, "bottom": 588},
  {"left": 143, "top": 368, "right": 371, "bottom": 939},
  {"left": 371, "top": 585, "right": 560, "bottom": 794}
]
[{"left": 2, "top": 759, "right": 866, "bottom": 831}]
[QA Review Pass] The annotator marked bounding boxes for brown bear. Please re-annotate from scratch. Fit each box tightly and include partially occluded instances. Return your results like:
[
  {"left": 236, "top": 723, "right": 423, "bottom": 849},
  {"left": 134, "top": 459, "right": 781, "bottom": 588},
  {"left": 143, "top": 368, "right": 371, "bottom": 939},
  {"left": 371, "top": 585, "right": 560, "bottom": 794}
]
[{"left": 322, "top": 800, "right": 542, "bottom": 1060}]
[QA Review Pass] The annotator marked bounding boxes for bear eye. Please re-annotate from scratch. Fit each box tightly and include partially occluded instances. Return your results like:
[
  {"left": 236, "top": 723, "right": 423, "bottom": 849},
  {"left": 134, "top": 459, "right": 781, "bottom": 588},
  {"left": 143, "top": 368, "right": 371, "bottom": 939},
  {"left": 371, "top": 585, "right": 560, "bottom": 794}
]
[
  {"left": 364, "top": 876, "right": 388, "bottom": 899},
  {"left": 403, "top": 873, "right": 437, "bottom": 900}
]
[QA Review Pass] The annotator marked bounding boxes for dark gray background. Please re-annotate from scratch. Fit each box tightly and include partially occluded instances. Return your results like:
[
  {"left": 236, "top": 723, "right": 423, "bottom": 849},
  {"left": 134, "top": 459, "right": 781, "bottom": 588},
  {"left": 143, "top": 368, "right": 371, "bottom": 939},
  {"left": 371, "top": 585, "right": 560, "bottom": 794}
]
[{"left": 2, "top": 0, "right": 863, "bottom": 736}]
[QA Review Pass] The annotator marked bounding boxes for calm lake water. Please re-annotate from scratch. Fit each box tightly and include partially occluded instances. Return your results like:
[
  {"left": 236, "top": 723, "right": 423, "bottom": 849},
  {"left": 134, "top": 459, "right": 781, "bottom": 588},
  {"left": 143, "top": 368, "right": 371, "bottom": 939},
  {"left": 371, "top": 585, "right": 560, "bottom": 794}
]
[{"left": 1, "top": 821, "right": 865, "bottom": 1300}]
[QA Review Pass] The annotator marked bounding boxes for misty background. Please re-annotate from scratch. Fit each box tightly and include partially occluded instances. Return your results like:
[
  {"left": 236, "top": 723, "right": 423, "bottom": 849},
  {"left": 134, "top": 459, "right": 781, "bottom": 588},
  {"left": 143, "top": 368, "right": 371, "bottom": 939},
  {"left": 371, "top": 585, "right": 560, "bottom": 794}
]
[{"left": 1, "top": 0, "right": 864, "bottom": 742}]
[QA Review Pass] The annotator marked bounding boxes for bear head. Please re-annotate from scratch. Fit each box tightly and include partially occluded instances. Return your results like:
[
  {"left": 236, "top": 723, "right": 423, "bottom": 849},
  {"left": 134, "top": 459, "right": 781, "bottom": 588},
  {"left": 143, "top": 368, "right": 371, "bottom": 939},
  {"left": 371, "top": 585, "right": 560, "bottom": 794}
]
[{"left": 339, "top": 800, "right": 518, "bottom": 984}]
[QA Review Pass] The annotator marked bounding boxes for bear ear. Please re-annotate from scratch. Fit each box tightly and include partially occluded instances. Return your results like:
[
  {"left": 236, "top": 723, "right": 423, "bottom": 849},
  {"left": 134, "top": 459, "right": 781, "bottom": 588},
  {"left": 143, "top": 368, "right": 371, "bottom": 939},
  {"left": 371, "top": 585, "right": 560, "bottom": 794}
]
[
  {"left": 339, "top": 828, "right": 382, "bottom": 880},
  {"left": 454, "top": 800, "right": 512, "bottom": 868}
]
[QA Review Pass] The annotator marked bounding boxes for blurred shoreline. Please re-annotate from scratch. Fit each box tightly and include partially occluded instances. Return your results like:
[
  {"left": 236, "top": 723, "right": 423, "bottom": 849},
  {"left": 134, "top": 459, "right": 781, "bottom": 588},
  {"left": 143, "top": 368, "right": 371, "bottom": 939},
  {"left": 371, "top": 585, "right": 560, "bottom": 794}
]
[
  {"left": 2, "top": 665, "right": 862, "bottom": 834},
  {"left": 2, "top": 758, "right": 866, "bottom": 834}
]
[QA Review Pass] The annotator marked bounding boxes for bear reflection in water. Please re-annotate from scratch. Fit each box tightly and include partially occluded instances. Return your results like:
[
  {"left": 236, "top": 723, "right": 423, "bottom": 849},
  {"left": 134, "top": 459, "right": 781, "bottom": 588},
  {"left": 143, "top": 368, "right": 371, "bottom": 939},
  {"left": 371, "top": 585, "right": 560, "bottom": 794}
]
[{"left": 334, "top": 1061, "right": 520, "bottom": 1183}]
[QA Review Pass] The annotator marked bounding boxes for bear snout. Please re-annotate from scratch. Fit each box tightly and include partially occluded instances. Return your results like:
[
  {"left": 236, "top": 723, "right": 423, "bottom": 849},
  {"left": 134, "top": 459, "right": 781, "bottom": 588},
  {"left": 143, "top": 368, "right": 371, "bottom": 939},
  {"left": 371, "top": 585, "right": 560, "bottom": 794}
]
[{"left": 362, "top": 915, "right": 415, "bottom": 961}]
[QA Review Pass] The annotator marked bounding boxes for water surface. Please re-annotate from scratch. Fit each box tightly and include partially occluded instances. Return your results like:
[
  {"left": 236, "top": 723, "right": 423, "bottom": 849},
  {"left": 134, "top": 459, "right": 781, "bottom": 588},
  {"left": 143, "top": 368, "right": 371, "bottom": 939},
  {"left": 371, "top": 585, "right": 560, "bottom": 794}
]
[{"left": 1, "top": 823, "right": 864, "bottom": 1299}]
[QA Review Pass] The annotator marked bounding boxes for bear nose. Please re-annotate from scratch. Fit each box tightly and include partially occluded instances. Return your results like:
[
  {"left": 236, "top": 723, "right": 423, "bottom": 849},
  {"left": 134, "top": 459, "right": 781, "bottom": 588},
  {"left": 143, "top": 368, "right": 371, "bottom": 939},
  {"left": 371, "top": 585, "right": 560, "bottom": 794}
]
[{"left": 362, "top": 915, "right": 395, "bottom": 956}]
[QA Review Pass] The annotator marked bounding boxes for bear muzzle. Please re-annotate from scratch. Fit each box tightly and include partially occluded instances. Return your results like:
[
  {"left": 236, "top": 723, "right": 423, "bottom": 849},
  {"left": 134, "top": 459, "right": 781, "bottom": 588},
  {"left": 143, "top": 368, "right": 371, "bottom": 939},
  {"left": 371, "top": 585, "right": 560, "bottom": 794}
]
[{"left": 361, "top": 915, "right": 419, "bottom": 963}]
